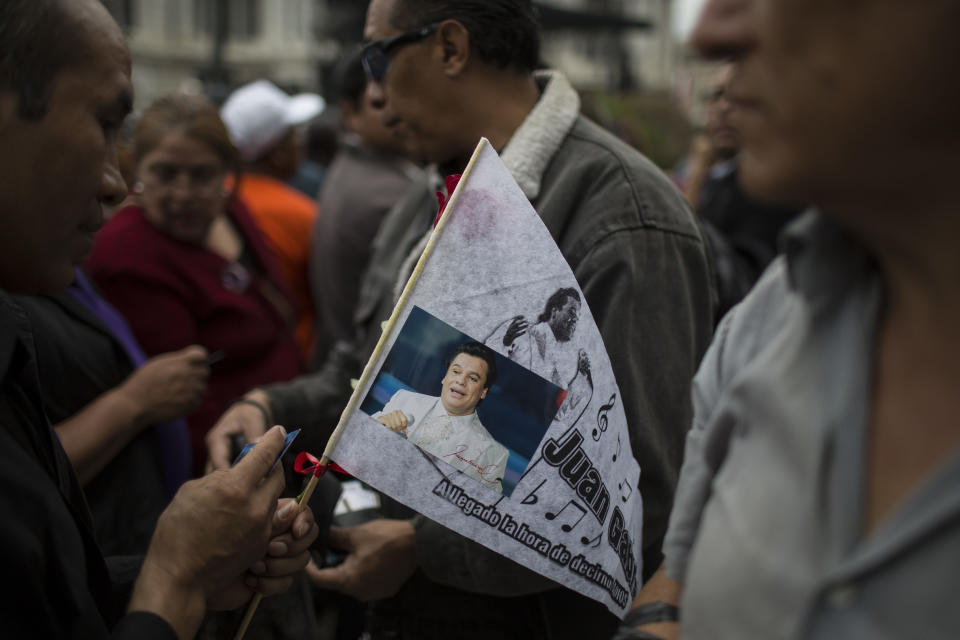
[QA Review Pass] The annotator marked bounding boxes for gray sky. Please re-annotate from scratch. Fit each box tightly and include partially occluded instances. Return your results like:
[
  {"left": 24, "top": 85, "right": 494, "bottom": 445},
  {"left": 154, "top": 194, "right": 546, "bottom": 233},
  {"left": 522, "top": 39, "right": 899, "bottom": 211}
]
[{"left": 673, "top": 0, "right": 707, "bottom": 39}]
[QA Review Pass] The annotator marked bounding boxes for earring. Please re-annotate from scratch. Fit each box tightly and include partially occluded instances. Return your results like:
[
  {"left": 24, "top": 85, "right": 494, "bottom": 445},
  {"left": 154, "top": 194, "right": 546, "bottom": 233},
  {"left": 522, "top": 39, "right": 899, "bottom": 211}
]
[{"left": 132, "top": 182, "right": 144, "bottom": 194}]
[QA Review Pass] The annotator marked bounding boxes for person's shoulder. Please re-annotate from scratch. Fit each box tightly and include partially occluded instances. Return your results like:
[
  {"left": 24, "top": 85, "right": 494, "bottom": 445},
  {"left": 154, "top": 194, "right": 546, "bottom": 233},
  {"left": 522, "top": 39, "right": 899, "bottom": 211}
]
[
  {"left": 88, "top": 206, "right": 186, "bottom": 286},
  {"left": 528, "top": 321, "right": 550, "bottom": 339},
  {"left": 322, "top": 149, "right": 419, "bottom": 214},
  {"left": 542, "top": 115, "right": 699, "bottom": 255},
  {"left": 564, "top": 115, "right": 651, "bottom": 167},
  {"left": 90, "top": 206, "right": 165, "bottom": 267},
  {"left": 570, "top": 116, "right": 693, "bottom": 225},
  {"left": 239, "top": 174, "right": 316, "bottom": 218},
  {"left": 388, "top": 388, "right": 435, "bottom": 406},
  {"left": 490, "top": 438, "right": 509, "bottom": 460},
  {"left": 471, "top": 415, "right": 505, "bottom": 450},
  {"left": 96, "top": 204, "right": 150, "bottom": 240},
  {"left": 389, "top": 387, "right": 413, "bottom": 402}
]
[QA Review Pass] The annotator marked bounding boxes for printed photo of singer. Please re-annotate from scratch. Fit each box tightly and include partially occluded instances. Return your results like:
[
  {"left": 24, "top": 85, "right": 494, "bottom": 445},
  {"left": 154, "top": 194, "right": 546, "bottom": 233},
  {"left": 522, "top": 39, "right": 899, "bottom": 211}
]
[{"left": 360, "top": 306, "right": 562, "bottom": 497}]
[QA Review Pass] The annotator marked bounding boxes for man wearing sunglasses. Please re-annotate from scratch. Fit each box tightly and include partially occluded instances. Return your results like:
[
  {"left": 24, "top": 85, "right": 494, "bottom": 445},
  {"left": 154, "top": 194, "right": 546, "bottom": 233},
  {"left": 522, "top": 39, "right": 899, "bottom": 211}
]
[
  {"left": 360, "top": 22, "right": 441, "bottom": 85},
  {"left": 212, "top": 1, "right": 715, "bottom": 637}
]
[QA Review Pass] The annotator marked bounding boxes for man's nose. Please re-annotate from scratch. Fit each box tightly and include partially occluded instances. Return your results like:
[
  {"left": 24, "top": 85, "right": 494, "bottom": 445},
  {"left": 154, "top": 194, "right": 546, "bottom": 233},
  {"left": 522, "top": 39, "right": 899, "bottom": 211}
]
[
  {"left": 690, "top": 0, "right": 755, "bottom": 60},
  {"left": 717, "top": 93, "right": 734, "bottom": 113},
  {"left": 365, "top": 79, "right": 387, "bottom": 111}
]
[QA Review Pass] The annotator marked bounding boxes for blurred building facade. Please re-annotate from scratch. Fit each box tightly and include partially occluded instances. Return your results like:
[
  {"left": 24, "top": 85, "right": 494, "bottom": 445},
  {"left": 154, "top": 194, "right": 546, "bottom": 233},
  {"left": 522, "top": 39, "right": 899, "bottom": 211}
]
[
  {"left": 104, "top": 0, "right": 677, "bottom": 106},
  {"left": 539, "top": 0, "right": 674, "bottom": 92},
  {"left": 673, "top": 48, "right": 728, "bottom": 128},
  {"left": 104, "top": 0, "right": 336, "bottom": 106}
]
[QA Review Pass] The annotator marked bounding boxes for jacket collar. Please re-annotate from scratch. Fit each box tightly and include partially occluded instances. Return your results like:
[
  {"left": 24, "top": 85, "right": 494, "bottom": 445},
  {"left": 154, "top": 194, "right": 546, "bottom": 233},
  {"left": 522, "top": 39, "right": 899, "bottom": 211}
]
[
  {"left": 781, "top": 211, "right": 878, "bottom": 313},
  {"left": 501, "top": 70, "right": 581, "bottom": 200}
]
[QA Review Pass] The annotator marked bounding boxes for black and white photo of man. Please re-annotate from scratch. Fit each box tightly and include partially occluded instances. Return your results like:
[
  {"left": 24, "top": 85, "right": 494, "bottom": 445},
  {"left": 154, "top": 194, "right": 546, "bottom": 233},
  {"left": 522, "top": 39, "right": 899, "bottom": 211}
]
[{"left": 488, "top": 287, "right": 593, "bottom": 427}]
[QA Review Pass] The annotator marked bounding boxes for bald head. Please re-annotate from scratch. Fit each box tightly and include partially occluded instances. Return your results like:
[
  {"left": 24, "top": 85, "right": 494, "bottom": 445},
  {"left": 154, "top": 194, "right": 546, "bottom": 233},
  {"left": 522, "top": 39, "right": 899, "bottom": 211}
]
[{"left": 0, "top": 0, "right": 117, "bottom": 119}]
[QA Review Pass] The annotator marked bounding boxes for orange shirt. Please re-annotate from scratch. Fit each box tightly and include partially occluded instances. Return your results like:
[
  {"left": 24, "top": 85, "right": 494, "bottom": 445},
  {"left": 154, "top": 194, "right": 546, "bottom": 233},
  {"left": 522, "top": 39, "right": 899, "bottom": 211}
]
[{"left": 235, "top": 174, "right": 317, "bottom": 359}]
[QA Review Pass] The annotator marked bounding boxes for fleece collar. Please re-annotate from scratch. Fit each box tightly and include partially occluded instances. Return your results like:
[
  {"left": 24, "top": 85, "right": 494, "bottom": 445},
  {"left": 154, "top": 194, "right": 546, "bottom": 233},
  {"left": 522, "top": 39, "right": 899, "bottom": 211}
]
[{"left": 500, "top": 70, "right": 581, "bottom": 200}]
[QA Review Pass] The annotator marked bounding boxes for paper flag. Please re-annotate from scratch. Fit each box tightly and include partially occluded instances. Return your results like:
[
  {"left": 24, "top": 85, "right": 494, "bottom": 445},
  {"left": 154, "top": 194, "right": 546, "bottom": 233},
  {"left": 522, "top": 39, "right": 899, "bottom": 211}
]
[{"left": 324, "top": 139, "right": 642, "bottom": 616}]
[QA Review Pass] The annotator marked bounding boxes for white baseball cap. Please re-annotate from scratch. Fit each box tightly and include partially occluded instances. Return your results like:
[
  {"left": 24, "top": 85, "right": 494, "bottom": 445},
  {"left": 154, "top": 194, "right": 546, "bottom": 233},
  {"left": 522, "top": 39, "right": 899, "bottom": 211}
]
[{"left": 221, "top": 79, "right": 325, "bottom": 162}]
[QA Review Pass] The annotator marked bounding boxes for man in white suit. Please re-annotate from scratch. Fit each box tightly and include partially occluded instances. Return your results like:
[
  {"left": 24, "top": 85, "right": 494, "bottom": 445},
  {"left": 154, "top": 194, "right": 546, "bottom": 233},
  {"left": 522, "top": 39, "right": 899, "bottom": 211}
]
[{"left": 373, "top": 342, "right": 509, "bottom": 493}]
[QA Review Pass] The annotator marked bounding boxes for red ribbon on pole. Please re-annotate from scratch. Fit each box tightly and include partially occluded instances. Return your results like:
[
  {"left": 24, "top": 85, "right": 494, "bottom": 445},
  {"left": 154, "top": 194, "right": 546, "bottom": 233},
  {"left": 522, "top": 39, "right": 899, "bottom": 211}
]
[
  {"left": 293, "top": 451, "right": 349, "bottom": 478},
  {"left": 433, "top": 174, "right": 462, "bottom": 228}
]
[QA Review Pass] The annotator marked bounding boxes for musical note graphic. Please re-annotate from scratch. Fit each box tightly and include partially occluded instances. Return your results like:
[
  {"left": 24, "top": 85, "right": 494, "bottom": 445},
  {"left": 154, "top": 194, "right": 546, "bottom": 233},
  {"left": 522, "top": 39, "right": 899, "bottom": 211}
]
[
  {"left": 592, "top": 393, "right": 617, "bottom": 440},
  {"left": 521, "top": 479, "right": 546, "bottom": 505},
  {"left": 516, "top": 455, "right": 542, "bottom": 485},
  {"left": 546, "top": 500, "right": 587, "bottom": 532},
  {"left": 612, "top": 434, "right": 621, "bottom": 462},
  {"left": 618, "top": 479, "right": 633, "bottom": 503},
  {"left": 580, "top": 531, "right": 602, "bottom": 548}
]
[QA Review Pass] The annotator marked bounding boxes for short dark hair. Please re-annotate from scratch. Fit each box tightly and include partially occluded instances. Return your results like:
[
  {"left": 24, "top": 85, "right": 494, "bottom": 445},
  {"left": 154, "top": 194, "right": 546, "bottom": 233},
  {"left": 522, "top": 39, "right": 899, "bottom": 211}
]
[
  {"left": 0, "top": 0, "right": 86, "bottom": 120},
  {"left": 134, "top": 94, "right": 239, "bottom": 170},
  {"left": 447, "top": 341, "right": 498, "bottom": 389},
  {"left": 390, "top": 0, "right": 540, "bottom": 74},
  {"left": 537, "top": 287, "right": 580, "bottom": 323},
  {"left": 333, "top": 46, "right": 368, "bottom": 111},
  {"left": 133, "top": 93, "right": 242, "bottom": 195}
]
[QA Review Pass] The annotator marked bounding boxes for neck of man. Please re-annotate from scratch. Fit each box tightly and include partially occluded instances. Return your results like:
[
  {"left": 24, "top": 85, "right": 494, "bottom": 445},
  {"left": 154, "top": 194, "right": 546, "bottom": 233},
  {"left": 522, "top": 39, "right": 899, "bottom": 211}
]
[
  {"left": 714, "top": 146, "right": 738, "bottom": 163},
  {"left": 837, "top": 190, "right": 960, "bottom": 345},
  {"left": 440, "top": 400, "right": 477, "bottom": 419},
  {"left": 850, "top": 184, "right": 960, "bottom": 534},
  {"left": 548, "top": 323, "right": 566, "bottom": 343},
  {"left": 440, "top": 69, "right": 541, "bottom": 174}
]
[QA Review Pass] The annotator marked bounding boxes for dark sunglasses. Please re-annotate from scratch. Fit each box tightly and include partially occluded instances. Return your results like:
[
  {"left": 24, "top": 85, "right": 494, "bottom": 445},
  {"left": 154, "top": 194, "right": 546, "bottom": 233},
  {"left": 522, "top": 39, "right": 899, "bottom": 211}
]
[{"left": 361, "top": 23, "right": 441, "bottom": 83}]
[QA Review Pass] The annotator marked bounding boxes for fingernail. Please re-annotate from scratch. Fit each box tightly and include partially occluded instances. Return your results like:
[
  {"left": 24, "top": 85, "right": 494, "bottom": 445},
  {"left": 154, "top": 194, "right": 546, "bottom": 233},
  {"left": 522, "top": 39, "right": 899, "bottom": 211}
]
[
  {"left": 269, "top": 540, "right": 288, "bottom": 556},
  {"left": 252, "top": 561, "right": 266, "bottom": 575},
  {"left": 278, "top": 501, "right": 296, "bottom": 520},
  {"left": 297, "top": 521, "right": 310, "bottom": 538},
  {"left": 277, "top": 425, "right": 287, "bottom": 437}
]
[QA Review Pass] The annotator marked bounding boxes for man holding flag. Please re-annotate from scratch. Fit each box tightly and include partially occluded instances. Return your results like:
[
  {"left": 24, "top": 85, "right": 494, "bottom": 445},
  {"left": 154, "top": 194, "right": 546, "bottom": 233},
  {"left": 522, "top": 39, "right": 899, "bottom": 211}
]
[
  {"left": 210, "top": 0, "right": 714, "bottom": 636},
  {"left": 0, "top": 1, "right": 318, "bottom": 636}
]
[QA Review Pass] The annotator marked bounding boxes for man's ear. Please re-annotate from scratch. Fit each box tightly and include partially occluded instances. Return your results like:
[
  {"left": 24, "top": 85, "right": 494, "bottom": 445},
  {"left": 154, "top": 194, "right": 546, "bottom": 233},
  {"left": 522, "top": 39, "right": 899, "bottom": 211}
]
[
  {"left": 435, "top": 20, "right": 470, "bottom": 77},
  {"left": 480, "top": 387, "right": 488, "bottom": 400},
  {"left": 340, "top": 98, "right": 359, "bottom": 132}
]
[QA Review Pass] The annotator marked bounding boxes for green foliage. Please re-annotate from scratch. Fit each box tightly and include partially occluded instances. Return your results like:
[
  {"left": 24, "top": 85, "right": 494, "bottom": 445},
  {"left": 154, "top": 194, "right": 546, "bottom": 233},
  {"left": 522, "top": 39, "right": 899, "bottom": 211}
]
[{"left": 581, "top": 90, "right": 693, "bottom": 171}]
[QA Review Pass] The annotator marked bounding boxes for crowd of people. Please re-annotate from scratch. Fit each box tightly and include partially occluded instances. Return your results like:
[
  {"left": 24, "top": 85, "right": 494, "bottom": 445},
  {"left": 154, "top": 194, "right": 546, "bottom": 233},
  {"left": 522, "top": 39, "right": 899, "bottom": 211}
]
[{"left": 0, "top": 0, "right": 957, "bottom": 638}]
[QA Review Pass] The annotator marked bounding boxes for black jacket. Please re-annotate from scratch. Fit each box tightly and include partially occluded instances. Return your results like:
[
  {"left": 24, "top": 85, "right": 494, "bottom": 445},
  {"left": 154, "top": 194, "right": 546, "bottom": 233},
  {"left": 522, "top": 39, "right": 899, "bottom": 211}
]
[
  {"left": 0, "top": 292, "right": 173, "bottom": 638},
  {"left": 14, "top": 290, "right": 167, "bottom": 556}
]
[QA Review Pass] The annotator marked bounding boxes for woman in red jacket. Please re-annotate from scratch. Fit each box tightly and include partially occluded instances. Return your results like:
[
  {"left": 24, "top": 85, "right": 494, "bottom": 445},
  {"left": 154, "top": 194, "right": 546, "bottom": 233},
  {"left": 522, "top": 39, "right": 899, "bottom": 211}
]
[{"left": 88, "top": 94, "right": 302, "bottom": 476}]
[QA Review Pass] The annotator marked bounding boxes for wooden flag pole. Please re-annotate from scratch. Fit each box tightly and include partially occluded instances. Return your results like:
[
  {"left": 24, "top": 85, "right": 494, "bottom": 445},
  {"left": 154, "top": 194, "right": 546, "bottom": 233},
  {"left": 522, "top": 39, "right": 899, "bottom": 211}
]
[
  {"left": 237, "top": 138, "right": 489, "bottom": 640},
  {"left": 320, "top": 138, "right": 489, "bottom": 463},
  {"left": 232, "top": 461, "right": 325, "bottom": 640}
]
